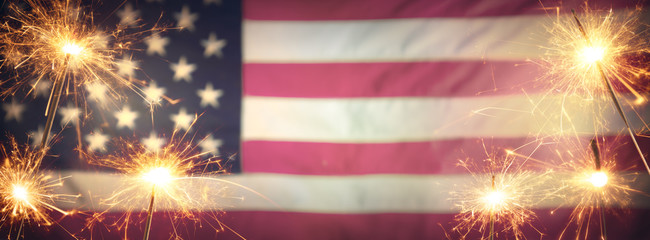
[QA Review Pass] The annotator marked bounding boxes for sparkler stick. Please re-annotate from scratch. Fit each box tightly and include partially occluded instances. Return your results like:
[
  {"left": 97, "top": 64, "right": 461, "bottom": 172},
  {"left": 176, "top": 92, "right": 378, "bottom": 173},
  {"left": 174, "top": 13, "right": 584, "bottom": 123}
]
[
  {"left": 143, "top": 186, "right": 155, "bottom": 240},
  {"left": 570, "top": 9, "right": 650, "bottom": 174},
  {"left": 40, "top": 56, "right": 70, "bottom": 149},
  {"left": 589, "top": 139, "right": 607, "bottom": 240},
  {"left": 489, "top": 175, "right": 495, "bottom": 240},
  {"left": 16, "top": 218, "right": 24, "bottom": 240}
]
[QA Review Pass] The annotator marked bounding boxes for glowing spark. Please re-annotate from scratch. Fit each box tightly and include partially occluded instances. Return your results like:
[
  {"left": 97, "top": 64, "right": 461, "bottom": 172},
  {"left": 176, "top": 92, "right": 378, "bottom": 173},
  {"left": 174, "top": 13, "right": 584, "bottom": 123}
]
[
  {"left": 0, "top": 0, "right": 161, "bottom": 148},
  {"left": 542, "top": 7, "right": 649, "bottom": 99},
  {"left": 83, "top": 129, "right": 235, "bottom": 239},
  {"left": 11, "top": 185, "right": 29, "bottom": 203},
  {"left": 0, "top": 137, "right": 78, "bottom": 237},
  {"left": 142, "top": 167, "right": 174, "bottom": 186},
  {"left": 483, "top": 190, "right": 506, "bottom": 208},
  {"left": 578, "top": 46, "right": 605, "bottom": 63},
  {"left": 451, "top": 146, "right": 551, "bottom": 239},
  {"left": 62, "top": 42, "right": 84, "bottom": 56},
  {"left": 543, "top": 138, "right": 640, "bottom": 240},
  {"left": 539, "top": 6, "right": 650, "bottom": 174},
  {"left": 588, "top": 171, "right": 608, "bottom": 188}
]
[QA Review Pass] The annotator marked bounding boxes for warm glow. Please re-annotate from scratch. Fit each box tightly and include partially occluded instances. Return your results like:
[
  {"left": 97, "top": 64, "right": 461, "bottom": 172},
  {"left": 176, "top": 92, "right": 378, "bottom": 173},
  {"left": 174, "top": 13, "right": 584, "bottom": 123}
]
[
  {"left": 484, "top": 190, "right": 505, "bottom": 207},
  {"left": 12, "top": 185, "right": 29, "bottom": 202},
  {"left": 634, "top": 97, "right": 646, "bottom": 105},
  {"left": 62, "top": 42, "right": 83, "bottom": 55},
  {"left": 578, "top": 46, "right": 605, "bottom": 63},
  {"left": 142, "top": 167, "right": 173, "bottom": 186},
  {"left": 588, "top": 171, "right": 608, "bottom": 188}
]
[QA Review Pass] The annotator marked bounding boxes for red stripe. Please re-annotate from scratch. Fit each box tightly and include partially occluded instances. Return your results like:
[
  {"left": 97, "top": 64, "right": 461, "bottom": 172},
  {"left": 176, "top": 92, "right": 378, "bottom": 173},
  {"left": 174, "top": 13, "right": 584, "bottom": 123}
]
[
  {"left": 244, "top": 0, "right": 640, "bottom": 20},
  {"left": 242, "top": 137, "right": 649, "bottom": 175},
  {"left": 244, "top": 62, "right": 545, "bottom": 98},
  {"left": 32, "top": 209, "right": 650, "bottom": 239}
]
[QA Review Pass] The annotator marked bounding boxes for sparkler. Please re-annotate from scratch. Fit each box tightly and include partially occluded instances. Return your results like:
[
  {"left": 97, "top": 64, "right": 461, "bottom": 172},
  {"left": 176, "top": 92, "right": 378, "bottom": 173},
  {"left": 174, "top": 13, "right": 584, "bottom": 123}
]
[
  {"left": 546, "top": 137, "right": 639, "bottom": 240},
  {"left": 83, "top": 129, "right": 248, "bottom": 239},
  {"left": 0, "top": 0, "right": 154, "bottom": 149},
  {"left": 542, "top": 7, "right": 650, "bottom": 174},
  {"left": 451, "top": 148, "right": 551, "bottom": 239},
  {"left": 570, "top": 8, "right": 649, "bottom": 176},
  {"left": 488, "top": 175, "right": 497, "bottom": 240},
  {"left": 0, "top": 137, "right": 79, "bottom": 239},
  {"left": 588, "top": 139, "right": 607, "bottom": 240}
]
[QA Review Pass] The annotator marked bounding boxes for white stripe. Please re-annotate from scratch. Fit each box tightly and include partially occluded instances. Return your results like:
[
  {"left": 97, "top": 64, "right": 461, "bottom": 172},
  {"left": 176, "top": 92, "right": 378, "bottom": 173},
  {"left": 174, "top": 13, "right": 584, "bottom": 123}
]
[
  {"left": 243, "top": 12, "right": 568, "bottom": 63},
  {"left": 242, "top": 95, "right": 646, "bottom": 143},
  {"left": 56, "top": 171, "right": 650, "bottom": 213},
  {"left": 244, "top": 16, "right": 549, "bottom": 62},
  {"left": 244, "top": 11, "right": 640, "bottom": 63}
]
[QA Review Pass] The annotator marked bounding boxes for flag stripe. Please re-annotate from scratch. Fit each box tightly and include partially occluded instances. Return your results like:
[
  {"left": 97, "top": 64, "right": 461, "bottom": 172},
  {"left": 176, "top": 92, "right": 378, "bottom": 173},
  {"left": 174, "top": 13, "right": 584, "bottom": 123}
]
[
  {"left": 243, "top": 15, "right": 550, "bottom": 63},
  {"left": 217, "top": 209, "right": 650, "bottom": 240},
  {"left": 59, "top": 171, "right": 650, "bottom": 213},
  {"left": 242, "top": 95, "right": 645, "bottom": 142},
  {"left": 244, "top": 62, "right": 544, "bottom": 98},
  {"left": 241, "top": 137, "right": 650, "bottom": 175},
  {"left": 46, "top": 209, "right": 650, "bottom": 240},
  {"left": 243, "top": 0, "right": 637, "bottom": 20}
]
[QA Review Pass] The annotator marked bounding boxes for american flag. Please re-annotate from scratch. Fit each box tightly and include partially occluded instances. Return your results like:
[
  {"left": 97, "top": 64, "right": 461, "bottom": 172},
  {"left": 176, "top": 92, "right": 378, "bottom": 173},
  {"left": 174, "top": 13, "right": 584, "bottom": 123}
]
[{"left": 1, "top": 0, "right": 650, "bottom": 239}]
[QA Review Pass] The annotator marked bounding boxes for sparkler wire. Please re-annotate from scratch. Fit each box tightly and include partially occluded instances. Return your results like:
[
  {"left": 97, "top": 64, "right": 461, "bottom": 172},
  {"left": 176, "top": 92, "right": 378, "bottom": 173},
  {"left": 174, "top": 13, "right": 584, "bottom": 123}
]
[
  {"left": 40, "top": 57, "right": 69, "bottom": 149},
  {"left": 589, "top": 139, "right": 607, "bottom": 240},
  {"left": 143, "top": 186, "right": 156, "bottom": 240},
  {"left": 15, "top": 218, "right": 24, "bottom": 240},
  {"left": 489, "top": 175, "right": 495, "bottom": 240},
  {"left": 571, "top": 9, "right": 650, "bottom": 175}
]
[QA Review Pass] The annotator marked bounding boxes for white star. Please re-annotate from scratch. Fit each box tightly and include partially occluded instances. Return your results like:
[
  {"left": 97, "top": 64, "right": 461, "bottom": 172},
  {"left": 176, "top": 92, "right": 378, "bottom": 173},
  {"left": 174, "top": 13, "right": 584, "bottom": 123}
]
[
  {"left": 92, "top": 30, "right": 110, "bottom": 49},
  {"left": 3, "top": 99, "right": 25, "bottom": 122},
  {"left": 141, "top": 132, "right": 166, "bottom": 152},
  {"left": 170, "top": 56, "right": 196, "bottom": 82},
  {"left": 197, "top": 83, "right": 223, "bottom": 108},
  {"left": 114, "top": 106, "right": 139, "bottom": 129},
  {"left": 174, "top": 5, "right": 199, "bottom": 31},
  {"left": 170, "top": 108, "right": 194, "bottom": 131},
  {"left": 59, "top": 105, "right": 81, "bottom": 126},
  {"left": 85, "top": 81, "right": 109, "bottom": 104},
  {"left": 203, "top": 0, "right": 222, "bottom": 5},
  {"left": 199, "top": 135, "right": 223, "bottom": 156},
  {"left": 28, "top": 126, "right": 50, "bottom": 148},
  {"left": 115, "top": 56, "right": 139, "bottom": 77},
  {"left": 201, "top": 32, "right": 227, "bottom": 58},
  {"left": 117, "top": 3, "right": 140, "bottom": 26},
  {"left": 30, "top": 79, "right": 51, "bottom": 98},
  {"left": 145, "top": 33, "right": 169, "bottom": 56},
  {"left": 85, "top": 130, "right": 110, "bottom": 152},
  {"left": 143, "top": 82, "right": 166, "bottom": 106}
]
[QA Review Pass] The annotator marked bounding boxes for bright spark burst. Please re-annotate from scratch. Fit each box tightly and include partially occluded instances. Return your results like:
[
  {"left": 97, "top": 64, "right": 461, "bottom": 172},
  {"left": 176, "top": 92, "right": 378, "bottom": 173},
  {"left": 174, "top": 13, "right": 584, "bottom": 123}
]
[
  {"left": 0, "top": 137, "right": 78, "bottom": 234},
  {"left": 542, "top": 7, "right": 650, "bottom": 102},
  {"left": 141, "top": 167, "right": 173, "bottom": 186},
  {"left": 0, "top": 0, "right": 156, "bottom": 105},
  {"left": 83, "top": 130, "right": 238, "bottom": 239},
  {"left": 451, "top": 148, "right": 551, "bottom": 239},
  {"left": 547, "top": 138, "right": 640, "bottom": 240},
  {"left": 588, "top": 171, "right": 608, "bottom": 188}
]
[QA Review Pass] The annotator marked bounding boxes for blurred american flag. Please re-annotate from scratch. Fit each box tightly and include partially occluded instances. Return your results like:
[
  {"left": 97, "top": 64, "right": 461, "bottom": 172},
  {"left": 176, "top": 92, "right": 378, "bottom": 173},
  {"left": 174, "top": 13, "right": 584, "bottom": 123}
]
[{"left": 1, "top": 0, "right": 650, "bottom": 239}]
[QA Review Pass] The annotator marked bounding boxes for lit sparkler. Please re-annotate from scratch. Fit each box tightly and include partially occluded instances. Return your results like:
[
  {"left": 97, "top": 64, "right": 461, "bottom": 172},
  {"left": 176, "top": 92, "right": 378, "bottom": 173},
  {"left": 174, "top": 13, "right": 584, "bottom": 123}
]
[
  {"left": 0, "top": 0, "right": 154, "bottom": 149},
  {"left": 541, "top": 6, "right": 650, "bottom": 174},
  {"left": 451, "top": 149, "right": 551, "bottom": 239},
  {"left": 0, "top": 137, "right": 79, "bottom": 239},
  {"left": 552, "top": 138, "right": 639, "bottom": 240},
  {"left": 84, "top": 130, "right": 255, "bottom": 239}
]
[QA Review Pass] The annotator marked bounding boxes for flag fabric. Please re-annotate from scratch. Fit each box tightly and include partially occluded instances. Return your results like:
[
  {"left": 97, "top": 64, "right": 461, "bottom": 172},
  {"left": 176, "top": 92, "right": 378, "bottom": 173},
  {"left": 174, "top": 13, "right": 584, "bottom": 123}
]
[{"left": 1, "top": 0, "right": 650, "bottom": 239}]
